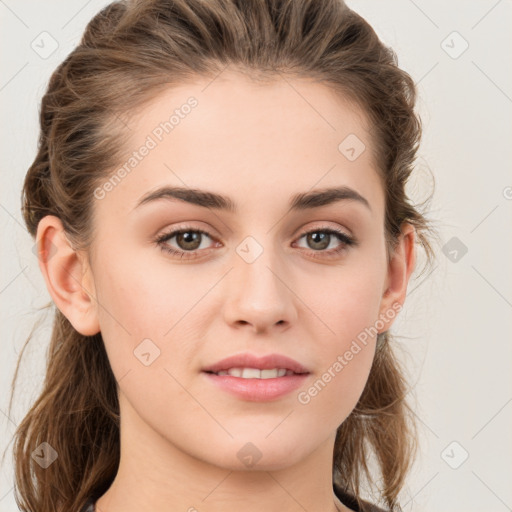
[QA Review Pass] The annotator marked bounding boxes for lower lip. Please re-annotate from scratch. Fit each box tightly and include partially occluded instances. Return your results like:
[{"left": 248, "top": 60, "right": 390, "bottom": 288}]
[{"left": 202, "top": 372, "right": 310, "bottom": 401}]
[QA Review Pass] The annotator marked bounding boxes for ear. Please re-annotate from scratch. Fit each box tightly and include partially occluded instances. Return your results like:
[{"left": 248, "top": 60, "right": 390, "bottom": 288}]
[
  {"left": 35, "top": 215, "right": 100, "bottom": 336},
  {"left": 377, "top": 223, "right": 417, "bottom": 332}
]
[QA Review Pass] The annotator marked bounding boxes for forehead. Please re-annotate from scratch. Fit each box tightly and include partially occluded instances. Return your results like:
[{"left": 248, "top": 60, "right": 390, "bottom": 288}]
[{"left": 95, "top": 69, "right": 385, "bottom": 218}]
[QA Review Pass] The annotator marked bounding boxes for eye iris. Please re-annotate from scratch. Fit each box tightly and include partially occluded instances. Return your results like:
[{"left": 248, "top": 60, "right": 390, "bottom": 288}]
[
  {"left": 307, "top": 232, "right": 330, "bottom": 250},
  {"left": 177, "top": 231, "right": 201, "bottom": 250},
  {"left": 167, "top": 229, "right": 343, "bottom": 254}
]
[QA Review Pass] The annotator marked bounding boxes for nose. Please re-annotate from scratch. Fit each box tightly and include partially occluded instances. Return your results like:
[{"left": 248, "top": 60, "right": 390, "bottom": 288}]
[{"left": 222, "top": 246, "right": 297, "bottom": 334}]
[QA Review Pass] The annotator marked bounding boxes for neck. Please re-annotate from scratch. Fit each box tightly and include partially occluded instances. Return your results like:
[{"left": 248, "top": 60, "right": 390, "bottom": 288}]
[{"left": 95, "top": 392, "right": 351, "bottom": 512}]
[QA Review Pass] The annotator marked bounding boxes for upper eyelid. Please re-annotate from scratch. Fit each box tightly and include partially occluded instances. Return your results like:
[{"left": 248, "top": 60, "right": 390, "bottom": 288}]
[
  {"left": 156, "top": 223, "right": 217, "bottom": 240},
  {"left": 157, "top": 220, "right": 352, "bottom": 237},
  {"left": 156, "top": 224, "right": 354, "bottom": 247},
  {"left": 157, "top": 224, "right": 351, "bottom": 239}
]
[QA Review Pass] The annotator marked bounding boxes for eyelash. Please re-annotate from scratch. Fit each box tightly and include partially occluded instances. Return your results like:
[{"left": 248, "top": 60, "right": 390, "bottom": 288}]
[{"left": 155, "top": 225, "right": 357, "bottom": 260}]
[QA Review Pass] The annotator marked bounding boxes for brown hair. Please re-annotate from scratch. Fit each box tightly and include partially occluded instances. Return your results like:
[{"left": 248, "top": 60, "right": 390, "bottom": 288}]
[{"left": 7, "top": 0, "right": 437, "bottom": 510}]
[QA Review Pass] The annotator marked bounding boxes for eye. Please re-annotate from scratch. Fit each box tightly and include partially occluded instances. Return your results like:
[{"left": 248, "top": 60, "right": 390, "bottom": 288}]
[
  {"left": 293, "top": 227, "right": 357, "bottom": 259},
  {"left": 155, "top": 225, "right": 357, "bottom": 260},
  {"left": 155, "top": 226, "right": 218, "bottom": 260}
]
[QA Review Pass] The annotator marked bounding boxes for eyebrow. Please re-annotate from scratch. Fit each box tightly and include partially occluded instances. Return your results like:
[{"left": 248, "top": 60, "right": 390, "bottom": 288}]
[{"left": 134, "top": 185, "right": 371, "bottom": 213}]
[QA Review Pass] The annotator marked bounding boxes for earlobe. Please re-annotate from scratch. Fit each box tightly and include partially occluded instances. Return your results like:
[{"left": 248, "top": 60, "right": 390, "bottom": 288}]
[
  {"left": 377, "top": 223, "right": 417, "bottom": 331},
  {"left": 35, "top": 215, "right": 100, "bottom": 336}
]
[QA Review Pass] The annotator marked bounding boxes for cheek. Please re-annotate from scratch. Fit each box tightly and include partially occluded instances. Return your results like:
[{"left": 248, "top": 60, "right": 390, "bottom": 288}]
[
  {"left": 298, "top": 265, "right": 384, "bottom": 404},
  {"left": 87, "top": 244, "right": 385, "bottom": 466},
  {"left": 95, "top": 246, "right": 198, "bottom": 328},
  {"left": 92, "top": 252, "right": 193, "bottom": 377},
  {"left": 307, "top": 263, "right": 385, "bottom": 343}
]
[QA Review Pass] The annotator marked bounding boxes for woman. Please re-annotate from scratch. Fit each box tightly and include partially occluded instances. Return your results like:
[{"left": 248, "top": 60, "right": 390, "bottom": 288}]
[{"left": 9, "top": 0, "right": 436, "bottom": 511}]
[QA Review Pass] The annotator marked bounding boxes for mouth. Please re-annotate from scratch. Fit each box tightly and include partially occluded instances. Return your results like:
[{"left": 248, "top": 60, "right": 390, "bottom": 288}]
[
  {"left": 202, "top": 352, "right": 310, "bottom": 375},
  {"left": 203, "top": 367, "right": 305, "bottom": 378},
  {"left": 201, "top": 370, "right": 310, "bottom": 401},
  {"left": 201, "top": 353, "right": 310, "bottom": 401}
]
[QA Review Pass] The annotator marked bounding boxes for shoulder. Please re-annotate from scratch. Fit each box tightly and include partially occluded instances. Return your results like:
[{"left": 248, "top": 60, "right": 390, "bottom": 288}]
[
  {"left": 81, "top": 486, "right": 386, "bottom": 512},
  {"left": 333, "top": 481, "right": 389, "bottom": 512},
  {"left": 79, "top": 498, "right": 95, "bottom": 512}
]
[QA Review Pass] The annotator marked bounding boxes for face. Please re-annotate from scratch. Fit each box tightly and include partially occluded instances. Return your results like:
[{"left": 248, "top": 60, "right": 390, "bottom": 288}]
[{"left": 63, "top": 69, "right": 403, "bottom": 471}]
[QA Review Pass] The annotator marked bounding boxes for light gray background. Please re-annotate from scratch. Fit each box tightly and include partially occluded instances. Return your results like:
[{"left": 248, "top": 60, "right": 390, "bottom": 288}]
[{"left": 1, "top": 1, "right": 511, "bottom": 511}]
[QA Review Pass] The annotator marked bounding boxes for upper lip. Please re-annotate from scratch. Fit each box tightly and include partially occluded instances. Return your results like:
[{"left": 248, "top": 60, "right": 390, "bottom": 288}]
[{"left": 202, "top": 353, "right": 310, "bottom": 374}]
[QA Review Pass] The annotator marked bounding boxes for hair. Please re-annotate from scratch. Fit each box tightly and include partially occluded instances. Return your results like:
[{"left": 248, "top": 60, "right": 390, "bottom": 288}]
[{"left": 6, "top": 0, "right": 438, "bottom": 511}]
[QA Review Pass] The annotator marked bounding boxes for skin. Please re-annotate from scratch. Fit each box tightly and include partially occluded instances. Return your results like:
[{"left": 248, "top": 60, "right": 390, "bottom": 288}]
[{"left": 37, "top": 68, "right": 416, "bottom": 512}]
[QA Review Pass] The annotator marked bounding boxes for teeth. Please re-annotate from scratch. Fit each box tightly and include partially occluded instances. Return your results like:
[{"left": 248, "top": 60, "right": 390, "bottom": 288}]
[
  {"left": 215, "top": 367, "right": 292, "bottom": 379},
  {"left": 261, "top": 368, "right": 287, "bottom": 378},
  {"left": 241, "top": 368, "right": 260, "bottom": 378}
]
